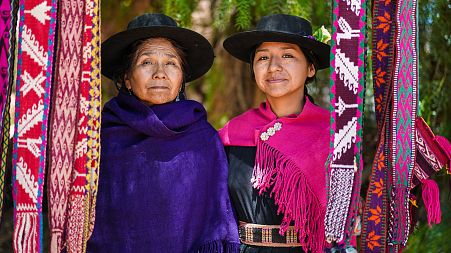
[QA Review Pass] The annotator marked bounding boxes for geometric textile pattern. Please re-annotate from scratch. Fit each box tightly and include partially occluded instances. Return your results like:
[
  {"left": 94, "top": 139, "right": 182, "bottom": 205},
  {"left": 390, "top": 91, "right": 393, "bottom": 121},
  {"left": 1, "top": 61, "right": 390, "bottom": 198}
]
[
  {"left": 65, "top": 0, "right": 96, "bottom": 251},
  {"left": 12, "top": 0, "right": 57, "bottom": 252},
  {"left": 388, "top": 0, "right": 418, "bottom": 246},
  {"left": 0, "top": 0, "right": 11, "bottom": 225},
  {"left": 84, "top": 0, "right": 101, "bottom": 247},
  {"left": 411, "top": 117, "right": 450, "bottom": 188},
  {"left": 325, "top": 0, "right": 366, "bottom": 244},
  {"left": 47, "top": 0, "right": 92, "bottom": 252},
  {"left": 361, "top": 0, "right": 397, "bottom": 251}
]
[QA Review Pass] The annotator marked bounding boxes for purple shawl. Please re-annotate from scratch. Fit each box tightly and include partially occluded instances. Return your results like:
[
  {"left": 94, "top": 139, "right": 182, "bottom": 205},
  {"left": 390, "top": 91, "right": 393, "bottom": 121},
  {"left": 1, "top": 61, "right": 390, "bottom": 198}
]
[{"left": 87, "top": 91, "right": 239, "bottom": 253}]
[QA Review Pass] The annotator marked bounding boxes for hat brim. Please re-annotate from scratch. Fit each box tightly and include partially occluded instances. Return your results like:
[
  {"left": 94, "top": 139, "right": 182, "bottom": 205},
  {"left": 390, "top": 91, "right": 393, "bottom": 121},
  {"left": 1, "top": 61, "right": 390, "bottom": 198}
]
[
  {"left": 102, "top": 26, "right": 214, "bottom": 82},
  {"left": 223, "top": 31, "right": 330, "bottom": 70}
]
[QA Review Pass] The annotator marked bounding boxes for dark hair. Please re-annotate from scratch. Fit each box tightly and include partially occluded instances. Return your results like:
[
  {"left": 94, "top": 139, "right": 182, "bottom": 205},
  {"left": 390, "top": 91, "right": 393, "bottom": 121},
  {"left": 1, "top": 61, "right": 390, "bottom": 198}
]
[
  {"left": 113, "top": 38, "right": 188, "bottom": 91},
  {"left": 249, "top": 43, "right": 318, "bottom": 103}
]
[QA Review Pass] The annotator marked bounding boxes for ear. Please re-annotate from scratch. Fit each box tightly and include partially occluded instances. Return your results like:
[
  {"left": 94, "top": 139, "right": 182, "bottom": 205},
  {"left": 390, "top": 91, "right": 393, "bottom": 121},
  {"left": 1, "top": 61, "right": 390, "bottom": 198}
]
[
  {"left": 307, "top": 64, "right": 316, "bottom": 78},
  {"left": 124, "top": 74, "right": 131, "bottom": 90}
]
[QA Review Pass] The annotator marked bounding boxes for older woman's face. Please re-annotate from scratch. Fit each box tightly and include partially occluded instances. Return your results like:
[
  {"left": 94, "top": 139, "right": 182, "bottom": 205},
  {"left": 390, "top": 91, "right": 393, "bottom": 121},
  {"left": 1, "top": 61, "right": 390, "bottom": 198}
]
[
  {"left": 125, "top": 38, "right": 184, "bottom": 105},
  {"left": 253, "top": 42, "right": 315, "bottom": 101}
]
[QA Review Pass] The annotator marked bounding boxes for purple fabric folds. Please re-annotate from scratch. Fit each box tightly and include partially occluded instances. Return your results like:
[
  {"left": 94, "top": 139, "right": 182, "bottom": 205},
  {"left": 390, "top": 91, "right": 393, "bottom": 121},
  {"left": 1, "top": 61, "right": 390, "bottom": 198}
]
[{"left": 87, "top": 91, "right": 239, "bottom": 253}]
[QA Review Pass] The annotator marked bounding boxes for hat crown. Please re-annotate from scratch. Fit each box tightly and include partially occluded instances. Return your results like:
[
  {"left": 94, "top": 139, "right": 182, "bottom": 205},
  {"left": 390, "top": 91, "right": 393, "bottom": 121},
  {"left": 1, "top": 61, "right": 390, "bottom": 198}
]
[
  {"left": 127, "top": 13, "right": 178, "bottom": 30},
  {"left": 256, "top": 14, "right": 312, "bottom": 37}
]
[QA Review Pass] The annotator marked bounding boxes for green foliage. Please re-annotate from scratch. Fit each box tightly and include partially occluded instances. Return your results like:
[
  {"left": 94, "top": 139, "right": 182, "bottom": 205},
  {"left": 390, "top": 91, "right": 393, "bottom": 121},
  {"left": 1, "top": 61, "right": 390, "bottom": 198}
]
[
  {"left": 235, "top": 0, "right": 253, "bottom": 29},
  {"left": 214, "top": 0, "right": 318, "bottom": 31},
  {"left": 417, "top": 0, "right": 451, "bottom": 139},
  {"left": 214, "top": 0, "right": 235, "bottom": 30},
  {"left": 164, "top": 0, "right": 197, "bottom": 26}
]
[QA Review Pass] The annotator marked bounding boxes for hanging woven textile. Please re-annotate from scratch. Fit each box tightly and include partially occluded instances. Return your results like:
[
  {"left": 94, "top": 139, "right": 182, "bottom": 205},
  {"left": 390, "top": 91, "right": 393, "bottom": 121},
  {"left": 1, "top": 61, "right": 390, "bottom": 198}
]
[
  {"left": 83, "top": 0, "right": 101, "bottom": 244},
  {"left": 48, "top": 0, "right": 100, "bottom": 252},
  {"left": 361, "top": 0, "right": 397, "bottom": 251},
  {"left": 324, "top": 0, "right": 366, "bottom": 246},
  {"left": 387, "top": 0, "right": 418, "bottom": 247},
  {"left": 65, "top": 0, "right": 101, "bottom": 251},
  {"left": 0, "top": 0, "right": 11, "bottom": 224},
  {"left": 12, "top": 0, "right": 58, "bottom": 251},
  {"left": 361, "top": 0, "right": 451, "bottom": 251}
]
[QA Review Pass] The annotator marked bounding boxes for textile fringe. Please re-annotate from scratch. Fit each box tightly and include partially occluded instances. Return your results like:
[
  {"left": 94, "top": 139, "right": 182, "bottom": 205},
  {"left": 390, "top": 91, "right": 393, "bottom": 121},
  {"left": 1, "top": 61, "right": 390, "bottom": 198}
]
[
  {"left": 14, "top": 212, "right": 38, "bottom": 253},
  {"left": 253, "top": 140, "right": 325, "bottom": 253},
  {"left": 421, "top": 179, "right": 441, "bottom": 226},
  {"left": 194, "top": 240, "right": 240, "bottom": 253}
]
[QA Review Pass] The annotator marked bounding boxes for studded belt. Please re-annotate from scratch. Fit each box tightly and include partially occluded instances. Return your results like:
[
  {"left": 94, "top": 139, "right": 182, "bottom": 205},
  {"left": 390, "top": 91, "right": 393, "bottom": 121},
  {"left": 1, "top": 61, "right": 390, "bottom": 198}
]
[{"left": 238, "top": 221, "right": 302, "bottom": 247}]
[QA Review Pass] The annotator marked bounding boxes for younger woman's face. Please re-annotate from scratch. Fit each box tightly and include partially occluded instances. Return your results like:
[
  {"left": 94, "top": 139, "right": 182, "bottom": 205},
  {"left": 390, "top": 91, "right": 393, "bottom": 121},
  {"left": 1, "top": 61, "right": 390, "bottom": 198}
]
[
  {"left": 253, "top": 42, "right": 315, "bottom": 102},
  {"left": 125, "top": 38, "right": 184, "bottom": 105}
]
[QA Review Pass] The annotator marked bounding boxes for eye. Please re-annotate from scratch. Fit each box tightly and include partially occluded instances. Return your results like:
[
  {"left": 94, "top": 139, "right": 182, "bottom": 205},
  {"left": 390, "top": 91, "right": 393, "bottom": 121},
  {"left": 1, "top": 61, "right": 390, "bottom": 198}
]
[
  {"left": 166, "top": 61, "right": 176, "bottom": 66},
  {"left": 257, "top": 55, "right": 269, "bottom": 61},
  {"left": 141, "top": 60, "right": 152, "bottom": 65},
  {"left": 282, "top": 54, "right": 294, "bottom": 58}
]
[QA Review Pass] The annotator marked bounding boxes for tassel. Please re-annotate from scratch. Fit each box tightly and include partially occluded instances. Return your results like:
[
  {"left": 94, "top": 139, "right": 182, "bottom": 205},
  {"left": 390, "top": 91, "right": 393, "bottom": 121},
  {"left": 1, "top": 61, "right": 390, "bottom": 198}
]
[{"left": 421, "top": 179, "right": 441, "bottom": 226}]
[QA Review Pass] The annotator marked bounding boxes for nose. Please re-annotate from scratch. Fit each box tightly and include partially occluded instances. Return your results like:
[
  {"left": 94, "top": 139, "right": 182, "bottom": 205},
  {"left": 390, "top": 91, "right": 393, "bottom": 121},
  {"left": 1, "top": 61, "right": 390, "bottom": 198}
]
[
  {"left": 152, "top": 62, "right": 167, "bottom": 80},
  {"left": 268, "top": 56, "right": 282, "bottom": 72}
]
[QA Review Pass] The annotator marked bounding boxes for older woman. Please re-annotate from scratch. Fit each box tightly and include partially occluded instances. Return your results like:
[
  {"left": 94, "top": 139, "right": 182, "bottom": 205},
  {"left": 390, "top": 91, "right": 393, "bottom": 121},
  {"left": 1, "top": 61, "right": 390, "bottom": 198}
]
[
  {"left": 87, "top": 13, "right": 239, "bottom": 252},
  {"left": 219, "top": 14, "right": 330, "bottom": 253}
]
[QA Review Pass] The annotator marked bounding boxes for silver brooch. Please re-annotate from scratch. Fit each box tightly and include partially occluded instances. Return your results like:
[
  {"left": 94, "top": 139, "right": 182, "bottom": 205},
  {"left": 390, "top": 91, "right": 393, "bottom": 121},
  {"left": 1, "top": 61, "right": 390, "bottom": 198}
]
[{"left": 260, "top": 122, "right": 282, "bottom": 141}]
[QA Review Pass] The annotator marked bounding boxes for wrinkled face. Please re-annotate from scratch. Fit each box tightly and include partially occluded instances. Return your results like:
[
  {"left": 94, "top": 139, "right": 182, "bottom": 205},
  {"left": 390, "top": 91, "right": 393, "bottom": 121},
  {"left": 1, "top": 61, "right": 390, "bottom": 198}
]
[
  {"left": 253, "top": 42, "right": 315, "bottom": 101},
  {"left": 125, "top": 38, "right": 184, "bottom": 105}
]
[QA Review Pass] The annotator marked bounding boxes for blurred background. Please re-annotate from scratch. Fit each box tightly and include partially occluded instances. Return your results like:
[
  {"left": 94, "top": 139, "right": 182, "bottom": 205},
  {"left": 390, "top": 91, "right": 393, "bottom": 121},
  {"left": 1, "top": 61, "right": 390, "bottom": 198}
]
[{"left": 1, "top": 0, "right": 450, "bottom": 252}]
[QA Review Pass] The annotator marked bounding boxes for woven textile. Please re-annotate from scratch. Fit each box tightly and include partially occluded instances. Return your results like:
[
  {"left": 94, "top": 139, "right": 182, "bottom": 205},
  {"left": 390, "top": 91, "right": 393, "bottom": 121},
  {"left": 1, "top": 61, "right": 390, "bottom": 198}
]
[
  {"left": 64, "top": 0, "right": 93, "bottom": 251},
  {"left": 48, "top": 0, "right": 97, "bottom": 252},
  {"left": 360, "top": 0, "right": 397, "bottom": 251},
  {"left": 324, "top": 0, "right": 366, "bottom": 244},
  {"left": 12, "top": 0, "right": 57, "bottom": 252},
  {"left": 388, "top": 0, "right": 418, "bottom": 246},
  {"left": 0, "top": 0, "right": 10, "bottom": 115},
  {"left": 411, "top": 117, "right": 450, "bottom": 188},
  {"left": 0, "top": 0, "right": 11, "bottom": 224},
  {"left": 84, "top": 0, "right": 101, "bottom": 245}
]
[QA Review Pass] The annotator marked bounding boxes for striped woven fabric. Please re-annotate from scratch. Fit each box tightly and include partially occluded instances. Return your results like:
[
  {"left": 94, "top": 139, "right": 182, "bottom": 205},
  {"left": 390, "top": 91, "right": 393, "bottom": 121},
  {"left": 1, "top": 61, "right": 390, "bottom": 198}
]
[
  {"left": 48, "top": 0, "right": 85, "bottom": 250},
  {"left": 12, "top": 0, "right": 58, "bottom": 252},
  {"left": 361, "top": 0, "right": 397, "bottom": 251},
  {"left": 84, "top": 0, "right": 101, "bottom": 244},
  {"left": 0, "top": 0, "right": 11, "bottom": 224},
  {"left": 388, "top": 0, "right": 418, "bottom": 246},
  {"left": 324, "top": 0, "right": 366, "bottom": 245},
  {"left": 238, "top": 222, "right": 301, "bottom": 247},
  {"left": 48, "top": 0, "right": 100, "bottom": 252},
  {"left": 65, "top": 0, "right": 99, "bottom": 251}
]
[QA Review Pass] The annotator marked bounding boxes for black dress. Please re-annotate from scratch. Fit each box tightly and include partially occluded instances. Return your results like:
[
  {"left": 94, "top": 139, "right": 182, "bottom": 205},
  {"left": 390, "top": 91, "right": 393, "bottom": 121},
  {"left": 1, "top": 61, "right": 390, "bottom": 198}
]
[{"left": 226, "top": 146, "right": 306, "bottom": 253}]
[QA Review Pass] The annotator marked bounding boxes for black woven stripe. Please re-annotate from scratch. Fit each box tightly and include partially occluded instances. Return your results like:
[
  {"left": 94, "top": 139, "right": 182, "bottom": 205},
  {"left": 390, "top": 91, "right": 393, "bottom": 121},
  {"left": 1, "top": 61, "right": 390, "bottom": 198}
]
[{"left": 239, "top": 227, "right": 299, "bottom": 243}]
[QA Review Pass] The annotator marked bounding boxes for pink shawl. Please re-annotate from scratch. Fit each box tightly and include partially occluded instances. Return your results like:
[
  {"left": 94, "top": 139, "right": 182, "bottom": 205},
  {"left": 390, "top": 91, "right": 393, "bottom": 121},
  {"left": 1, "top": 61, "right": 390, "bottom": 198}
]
[{"left": 219, "top": 98, "right": 329, "bottom": 253}]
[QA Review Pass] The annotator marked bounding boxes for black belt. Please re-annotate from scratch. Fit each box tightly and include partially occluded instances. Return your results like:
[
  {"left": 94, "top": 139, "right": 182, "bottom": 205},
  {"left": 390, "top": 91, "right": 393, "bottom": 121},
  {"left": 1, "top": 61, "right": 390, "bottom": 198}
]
[{"left": 238, "top": 221, "right": 302, "bottom": 247}]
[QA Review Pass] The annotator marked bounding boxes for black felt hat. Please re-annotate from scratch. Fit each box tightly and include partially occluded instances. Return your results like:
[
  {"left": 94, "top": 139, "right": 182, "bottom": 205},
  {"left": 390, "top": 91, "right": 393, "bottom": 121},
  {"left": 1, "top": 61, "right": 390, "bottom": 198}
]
[
  {"left": 102, "top": 13, "right": 214, "bottom": 82},
  {"left": 223, "top": 14, "right": 330, "bottom": 69}
]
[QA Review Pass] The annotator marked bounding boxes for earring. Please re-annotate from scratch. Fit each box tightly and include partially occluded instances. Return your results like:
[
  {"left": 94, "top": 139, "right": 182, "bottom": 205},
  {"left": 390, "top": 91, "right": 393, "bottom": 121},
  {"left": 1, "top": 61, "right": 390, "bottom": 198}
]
[{"left": 128, "top": 88, "right": 132, "bottom": 96}]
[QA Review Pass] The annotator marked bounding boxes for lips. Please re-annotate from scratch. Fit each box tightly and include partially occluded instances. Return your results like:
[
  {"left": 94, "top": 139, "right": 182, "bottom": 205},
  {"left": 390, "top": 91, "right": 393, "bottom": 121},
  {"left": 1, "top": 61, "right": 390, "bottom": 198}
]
[
  {"left": 266, "top": 78, "right": 287, "bottom": 84},
  {"left": 148, "top": 85, "right": 169, "bottom": 89}
]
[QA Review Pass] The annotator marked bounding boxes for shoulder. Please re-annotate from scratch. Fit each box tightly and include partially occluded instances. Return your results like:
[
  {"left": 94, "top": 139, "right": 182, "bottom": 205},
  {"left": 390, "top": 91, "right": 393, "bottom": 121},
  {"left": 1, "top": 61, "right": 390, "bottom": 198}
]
[{"left": 218, "top": 107, "right": 261, "bottom": 146}]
